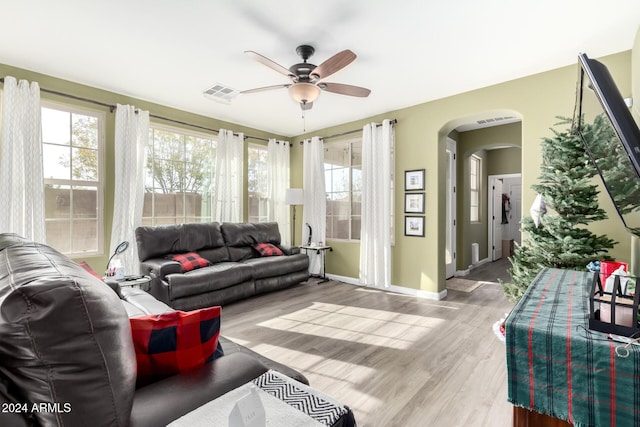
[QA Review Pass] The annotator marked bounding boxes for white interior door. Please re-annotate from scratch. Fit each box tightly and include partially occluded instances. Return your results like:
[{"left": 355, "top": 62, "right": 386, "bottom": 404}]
[
  {"left": 492, "top": 179, "right": 503, "bottom": 260},
  {"left": 445, "top": 139, "right": 457, "bottom": 278},
  {"left": 506, "top": 181, "right": 522, "bottom": 245}
]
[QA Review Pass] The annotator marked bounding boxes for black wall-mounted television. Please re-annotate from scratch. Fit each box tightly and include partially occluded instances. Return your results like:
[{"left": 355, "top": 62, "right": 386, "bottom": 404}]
[{"left": 576, "top": 53, "right": 640, "bottom": 237}]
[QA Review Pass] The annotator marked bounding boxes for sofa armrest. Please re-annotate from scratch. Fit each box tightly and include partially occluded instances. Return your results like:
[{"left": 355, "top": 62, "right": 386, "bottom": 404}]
[
  {"left": 104, "top": 278, "right": 124, "bottom": 298},
  {"left": 139, "top": 258, "right": 182, "bottom": 280},
  {"left": 129, "top": 352, "right": 268, "bottom": 427},
  {"left": 138, "top": 258, "right": 182, "bottom": 305},
  {"left": 218, "top": 336, "right": 308, "bottom": 385},
  {"left": 279, "top": 245, "right": 300, "bottom": 255}
]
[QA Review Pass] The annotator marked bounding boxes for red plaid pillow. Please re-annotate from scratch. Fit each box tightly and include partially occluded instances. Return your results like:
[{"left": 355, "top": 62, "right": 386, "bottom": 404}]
[
  {"left": 253, "top": 242, "right": 283, "bottom": 257},
  {"left": 129, "top": 306, "right": 222, "bottom": 387},
  {"left": 165, "top": 252, "right": 211, "bottom": 272}
]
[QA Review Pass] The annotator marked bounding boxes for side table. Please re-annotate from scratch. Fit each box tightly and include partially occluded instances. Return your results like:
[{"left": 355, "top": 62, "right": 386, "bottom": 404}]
[
  {"left": 106, "top": 275, "right": 151, "bottom": 292},
  {"left": 299, "top": 245, "right": 332, "bottom": 283}
]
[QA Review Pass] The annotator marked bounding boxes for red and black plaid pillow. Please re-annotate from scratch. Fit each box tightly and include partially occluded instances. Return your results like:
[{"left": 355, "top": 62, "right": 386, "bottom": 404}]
[
  {"left": 253, "top": 242, "right": 284, "bottom": 257},
  {"left": 165, "top": 252, "right": 211, "bottom": 272},
  {"left": 129, "top": 306, "right": 222, "bottom": 387}
]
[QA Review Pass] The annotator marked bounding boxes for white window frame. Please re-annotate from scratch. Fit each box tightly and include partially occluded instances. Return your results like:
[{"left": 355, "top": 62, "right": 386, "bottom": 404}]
[
  {"left": 247, "top": 143, "right": 269, "bottom": 223},
  {"left": 325, "top": 137, "right": 395, "bottom": 245},
  {"left": 325, "top": 138, "right": 360, "bottom": 241},
  {"left": 324, "top": 137, "right": 394, "bottom": 243},
  {"left": 41, "top": 101, "right": 105, "bottom": 257},
  {"left": 144, "top": 123, "right": 217, "bottom": 226},
  {"left": 470, "top": 154, "right": 481, "bottom": 223}
]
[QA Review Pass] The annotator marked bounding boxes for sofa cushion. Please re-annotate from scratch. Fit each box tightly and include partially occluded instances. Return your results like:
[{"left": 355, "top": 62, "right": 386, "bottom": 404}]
[
  {"left": 130, "top": 306, "right": 222, "bottom": 387},
  {"left": 136, "top": 222, "right": 228, "bottom": 262},
  {"left": 121, "top": 287, "right": 175, "bottom": 317},
  {"left": 198, "top": 246, "right": 233, "bottom": 265},
  {"left": 0, "top": 234, "right": 136, "bottom": 427},
  {"left": 253, "top": 242, "right": 284, "bottom": 257},
  {"left": 128, "top": 353, "right": 269, "bottom": 427},
  {"left": 221, "top": 222, "right": 281, "bottom": 261},
  {"left": 242, "top": 253, "right": 310, "bottom": 280},
  {"left": 167, "top": 262, "right": 254, "bottom": 299},
  {"left": 165, "top": 252, "right": 211, "bottom": 272}
]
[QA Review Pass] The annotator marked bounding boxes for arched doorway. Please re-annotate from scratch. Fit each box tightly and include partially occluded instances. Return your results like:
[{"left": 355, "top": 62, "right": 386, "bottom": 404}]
[{"left": 440, "top": 110, "right": 523, "bottom": 281}]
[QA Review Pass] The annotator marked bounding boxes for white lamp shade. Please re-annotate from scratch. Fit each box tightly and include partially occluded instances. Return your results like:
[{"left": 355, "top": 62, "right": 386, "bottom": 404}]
[
  {"left": 285, "top": 188, "right": 304, "bottom": 205},
  {"left": 289, "top": 83, "right": 320, "bottom": 104}
]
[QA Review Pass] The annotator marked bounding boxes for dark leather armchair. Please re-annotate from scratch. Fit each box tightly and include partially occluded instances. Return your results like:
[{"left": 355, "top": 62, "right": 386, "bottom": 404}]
[{"left": 0, "top": 234, "right": 307, "bottom": 427}]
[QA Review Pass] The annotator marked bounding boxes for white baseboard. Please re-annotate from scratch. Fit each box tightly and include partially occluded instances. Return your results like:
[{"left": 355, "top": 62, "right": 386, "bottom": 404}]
[
  {"left": 455, "top": 257, "right": 491, "bottom": 277},
  {"left": 325, "top": 273, "right": 447, "bottom": 301}
]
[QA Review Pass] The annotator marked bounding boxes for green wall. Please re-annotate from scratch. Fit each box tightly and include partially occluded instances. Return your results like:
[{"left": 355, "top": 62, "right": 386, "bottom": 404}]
[
  {"left": 634, "top": 27, "right": 640, "bottom": 125},
  {"left": 487, "top": 147, "right": 522, "bottom": 176},
  {"left": 1, "top": 47, "right": 636, "bottom": 296},
  {"left": 292, "top": 50, "right": 634, "bottom": 296},
  {"left": 0, "top": 63, "right": 287, "bottom": 273},
  {"left": 454, "top": 122, "right": 522, "bottom": 270}
]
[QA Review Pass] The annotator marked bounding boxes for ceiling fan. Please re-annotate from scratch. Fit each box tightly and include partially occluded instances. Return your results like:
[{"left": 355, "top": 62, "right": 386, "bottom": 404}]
[{"left": 241, "top": 45, "right": 371, "bottom": 110}]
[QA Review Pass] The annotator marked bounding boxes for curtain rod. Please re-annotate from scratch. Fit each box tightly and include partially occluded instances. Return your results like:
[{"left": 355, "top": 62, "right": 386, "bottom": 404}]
[
  {"left": 299, "top": 118, "right": 397, "bottom": 144},
  {"left": 0, "top": 77, "right": 273, "bottom": 143}
]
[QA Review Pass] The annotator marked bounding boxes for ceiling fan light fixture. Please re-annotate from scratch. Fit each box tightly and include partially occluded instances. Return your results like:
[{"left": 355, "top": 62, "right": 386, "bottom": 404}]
[{"left": 289, "top": 82, "right": 320, "bottom": 104}]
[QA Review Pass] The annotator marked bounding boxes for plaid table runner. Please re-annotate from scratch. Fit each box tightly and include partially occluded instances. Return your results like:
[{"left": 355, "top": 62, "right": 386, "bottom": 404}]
[{"left": 506, "top": 268, "right": 640, "bottom": 427}]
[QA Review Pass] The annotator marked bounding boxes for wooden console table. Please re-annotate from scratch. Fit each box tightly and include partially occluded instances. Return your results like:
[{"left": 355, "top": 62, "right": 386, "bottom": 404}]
[{"left": 505, "top": 268, "right": 640, "bottom": 427}]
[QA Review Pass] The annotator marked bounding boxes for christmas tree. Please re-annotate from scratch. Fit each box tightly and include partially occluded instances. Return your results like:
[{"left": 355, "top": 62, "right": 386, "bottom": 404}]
[{"left": 501, "top": 116, "right": 617, "bottom": 301}]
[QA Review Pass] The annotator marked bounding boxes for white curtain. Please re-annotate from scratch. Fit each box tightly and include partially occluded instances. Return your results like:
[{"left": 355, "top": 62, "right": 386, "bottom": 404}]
[
  {"left": 302, "top": 136, "right": 325, "bottom": 274},
  {"left": 111, "top": 104, "right": 149, "bottom": 275},
  {"left": 359, "top": 119, "right": 394, "bottom": 288},
  {"left": 214, "top": 129, "right": 244, "bottom": 222},
  {"left": 268, "top": 139, "right": 291, "bottom": 245},
  {"left": 0, "top": 76, "right": 45, "bottom": 242}
]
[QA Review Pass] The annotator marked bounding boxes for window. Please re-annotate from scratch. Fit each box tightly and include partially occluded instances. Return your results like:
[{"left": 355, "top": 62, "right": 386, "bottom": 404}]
[
  {"left": 247, "top": 144, "right": 269, "bottom": 223},
  {"left": 42, "top": 104, "right": 104, "bottom": 256},
  {"left": 324, "top": 137, "right": 395, "bottom": 242},
  {"left": 325, "top": 139, "right": 362, "bottom": 240},
  {"left": 470, "top": 155, "right": 481, "bottom": 222},
  {"left": 143, "top": 125, "right": 216, "bottom": 225}
]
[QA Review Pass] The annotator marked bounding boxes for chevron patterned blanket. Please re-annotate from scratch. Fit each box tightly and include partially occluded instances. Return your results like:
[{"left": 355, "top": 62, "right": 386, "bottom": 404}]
[{"left": 168, "top": 370, "right": 350, "bottom": 427}]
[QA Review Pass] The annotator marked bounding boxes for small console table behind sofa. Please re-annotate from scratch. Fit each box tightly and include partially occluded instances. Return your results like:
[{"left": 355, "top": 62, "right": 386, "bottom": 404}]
[{"left": 506, "top": 267, "right": 640, "bottom": 427}]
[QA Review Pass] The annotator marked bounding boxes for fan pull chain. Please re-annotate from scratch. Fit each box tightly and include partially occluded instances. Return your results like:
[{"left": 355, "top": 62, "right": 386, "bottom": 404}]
[{"left": 302, "top": 109, "right": 306, "bottom": 132}]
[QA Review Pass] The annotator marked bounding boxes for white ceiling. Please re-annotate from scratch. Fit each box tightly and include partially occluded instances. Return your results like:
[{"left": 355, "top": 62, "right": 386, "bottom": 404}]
[{"left": 0, "top": 0, "right": 639, "bottom": 137}]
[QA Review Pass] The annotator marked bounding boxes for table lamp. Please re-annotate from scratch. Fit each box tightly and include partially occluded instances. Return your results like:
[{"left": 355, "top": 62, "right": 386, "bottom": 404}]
[{"left": 105, "top": 241, "right": 129, "bottom": 279}]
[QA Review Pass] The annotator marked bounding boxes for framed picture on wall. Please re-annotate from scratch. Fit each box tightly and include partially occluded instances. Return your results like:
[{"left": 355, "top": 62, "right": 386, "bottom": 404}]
[
  {"left": 404, "top": 193, "right": 425, "bottom": 213},
  {"left": 404, "top": 216, "right": 425, "bottom": 237},
  {"left": 405, "top": 169, "right": 425, "bottom": 191}
]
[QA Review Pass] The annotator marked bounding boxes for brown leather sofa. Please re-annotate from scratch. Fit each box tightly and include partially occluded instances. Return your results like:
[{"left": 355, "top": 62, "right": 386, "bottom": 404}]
[
  {"left": 0, "top": 233, "right": 308, "bottom": 427},
  {"left": 135, "top": 222, "right": 309, "bottom": 311}
]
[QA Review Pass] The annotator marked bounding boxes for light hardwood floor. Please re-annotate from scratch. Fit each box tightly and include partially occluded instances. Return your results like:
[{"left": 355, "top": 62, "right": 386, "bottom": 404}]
[{"left": 221, "top": 279, "right": 516, "bottom": 427}]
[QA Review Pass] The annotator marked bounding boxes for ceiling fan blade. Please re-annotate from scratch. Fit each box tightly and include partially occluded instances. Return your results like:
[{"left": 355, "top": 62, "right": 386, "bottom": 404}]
[
  {"left": 300, "top": 101, "right": 313, "bottom": 111},
  {"left": 310, "top": 50, "right": 356, "bottom": 81},
  {"left": 319, "top": 82, "right": 371, "bottom": 97},
  {"left": 245, "top": 51, "right": 294, "bottom": 78},
  {"left": 240, "top": 84, "right": 290, "bottom": 94}
]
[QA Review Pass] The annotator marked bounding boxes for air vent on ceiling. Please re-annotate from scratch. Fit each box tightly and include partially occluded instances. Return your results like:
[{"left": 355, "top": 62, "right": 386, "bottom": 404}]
[{"left": 203, "top": 83, "right": 239, "bottom": 104}]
